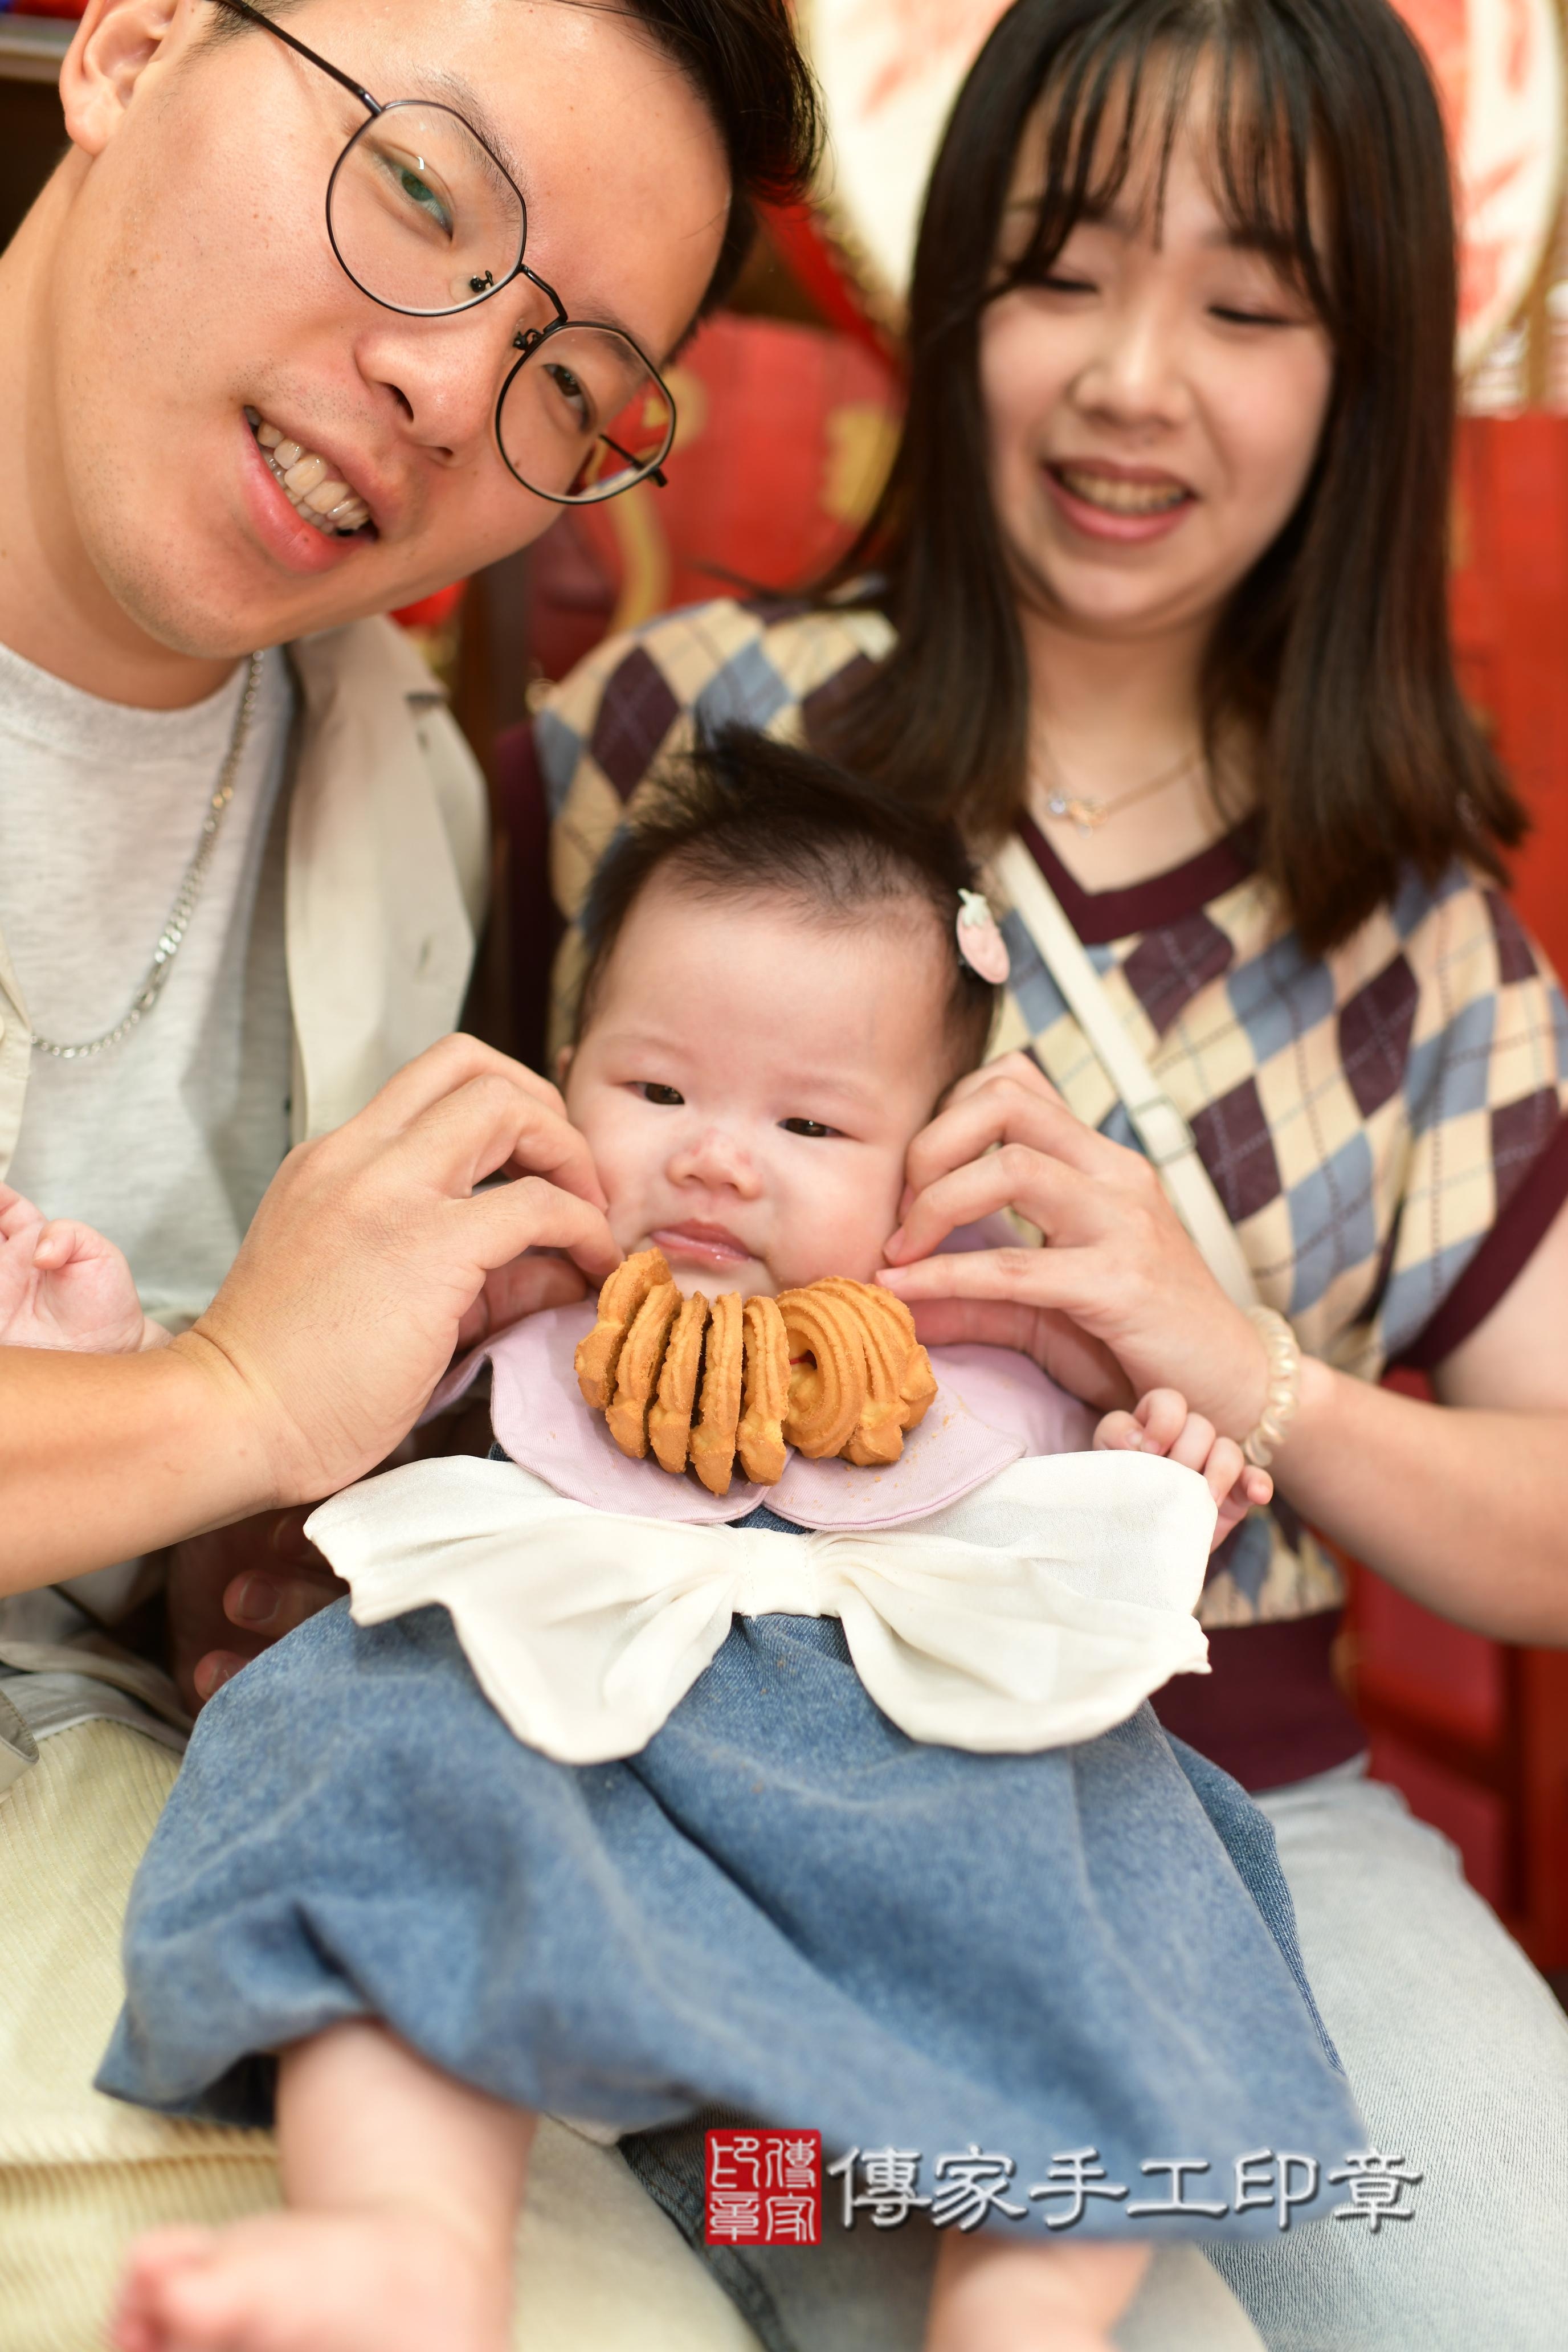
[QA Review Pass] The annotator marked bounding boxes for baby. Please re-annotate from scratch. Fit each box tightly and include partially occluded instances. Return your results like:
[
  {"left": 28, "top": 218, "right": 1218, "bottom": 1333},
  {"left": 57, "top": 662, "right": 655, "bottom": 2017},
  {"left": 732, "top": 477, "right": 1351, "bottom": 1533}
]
[
  {"left": 6, "top": 732, "right": 1360, "bottom": 2352},
  {"left": 0, "top": 1184, "right": 172, "bottom": 1355}
]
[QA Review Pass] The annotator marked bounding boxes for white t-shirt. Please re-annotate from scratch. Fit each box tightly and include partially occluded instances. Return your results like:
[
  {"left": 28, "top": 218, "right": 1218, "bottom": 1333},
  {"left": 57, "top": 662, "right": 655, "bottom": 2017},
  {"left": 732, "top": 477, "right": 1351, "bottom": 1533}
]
[{"left": 0, "top": 640, "right": 296, "bottom": 1329}]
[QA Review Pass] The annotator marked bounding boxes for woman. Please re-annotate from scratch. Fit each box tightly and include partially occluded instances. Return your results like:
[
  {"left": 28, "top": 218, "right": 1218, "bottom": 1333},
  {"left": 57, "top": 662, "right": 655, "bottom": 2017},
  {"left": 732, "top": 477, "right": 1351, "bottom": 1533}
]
[{"left": 539, "top": 0, "right": 1568, "bottom": 2343}]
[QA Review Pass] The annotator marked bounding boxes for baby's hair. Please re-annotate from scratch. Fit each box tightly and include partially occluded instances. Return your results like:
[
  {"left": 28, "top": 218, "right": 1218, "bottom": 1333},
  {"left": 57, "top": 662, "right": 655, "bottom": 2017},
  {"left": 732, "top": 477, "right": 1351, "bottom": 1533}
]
[{"left": 574, "top": 726, "right": 999, "bottom": 1076}]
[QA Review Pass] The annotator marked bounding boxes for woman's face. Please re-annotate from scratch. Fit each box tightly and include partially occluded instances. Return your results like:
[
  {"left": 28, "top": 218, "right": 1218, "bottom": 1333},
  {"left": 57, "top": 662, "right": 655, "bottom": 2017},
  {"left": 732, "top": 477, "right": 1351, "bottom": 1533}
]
[{"left": 978, "top": 100, "right": 1335, "bottom": 644}]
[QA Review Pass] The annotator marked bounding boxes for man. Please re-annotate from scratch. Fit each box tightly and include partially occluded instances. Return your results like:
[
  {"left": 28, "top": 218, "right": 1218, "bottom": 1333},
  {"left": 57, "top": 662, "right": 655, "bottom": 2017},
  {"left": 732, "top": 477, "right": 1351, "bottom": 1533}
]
[{"left": 0, "top": 1, "right": 815, "bottom": 2338}]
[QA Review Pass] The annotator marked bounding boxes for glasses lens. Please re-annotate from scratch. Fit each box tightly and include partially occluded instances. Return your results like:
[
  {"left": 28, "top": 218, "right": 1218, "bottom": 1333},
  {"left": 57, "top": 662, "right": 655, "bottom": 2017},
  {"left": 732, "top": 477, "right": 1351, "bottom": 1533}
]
[
  {"left": 328, "top": 101, "right": 524, "bottom": 316},
  {"left": 498, "top": 325, "right": 675, "bottom": 503}
]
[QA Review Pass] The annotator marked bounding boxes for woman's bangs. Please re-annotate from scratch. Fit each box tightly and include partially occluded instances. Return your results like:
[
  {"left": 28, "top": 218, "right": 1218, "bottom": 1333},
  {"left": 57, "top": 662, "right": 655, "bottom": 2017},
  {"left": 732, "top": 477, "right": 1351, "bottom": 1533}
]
[{"left": 1006, "top": 6, "right": 1330, "bottom": 318}]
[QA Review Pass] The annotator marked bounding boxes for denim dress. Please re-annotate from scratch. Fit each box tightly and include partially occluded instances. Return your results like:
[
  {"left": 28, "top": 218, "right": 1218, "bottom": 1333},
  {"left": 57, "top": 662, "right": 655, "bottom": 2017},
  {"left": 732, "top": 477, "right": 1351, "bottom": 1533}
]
[{"left": 98, "top": 1321, "right": 1365, "bottom": 2325}]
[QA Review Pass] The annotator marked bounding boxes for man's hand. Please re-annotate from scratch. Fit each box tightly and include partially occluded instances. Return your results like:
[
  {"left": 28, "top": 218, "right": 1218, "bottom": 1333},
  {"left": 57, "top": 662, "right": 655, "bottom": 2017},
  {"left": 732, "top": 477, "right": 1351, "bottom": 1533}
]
[
  {"left": 166, "top": 1508, "right": 343, "bottom": 1712},
  {"left": 167, "top": 1392, "right": 499, "bottom": 1710},
  {"left": 186, "top": 1036, "right": 619, "bottom": 1513},
  {"left": 455, "top": 1246, "right": 589, "bottom": 1350},
  {"left": 2, "top": 1038, "right": 621, "bottom": 1592}
]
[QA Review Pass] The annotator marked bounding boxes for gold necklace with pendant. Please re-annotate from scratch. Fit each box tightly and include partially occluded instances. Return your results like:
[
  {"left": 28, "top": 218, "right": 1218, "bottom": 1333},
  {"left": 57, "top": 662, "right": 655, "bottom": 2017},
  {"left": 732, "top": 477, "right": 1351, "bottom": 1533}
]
[{"left": 1039, "top": 744, "right": 1204, "bottom": 836}]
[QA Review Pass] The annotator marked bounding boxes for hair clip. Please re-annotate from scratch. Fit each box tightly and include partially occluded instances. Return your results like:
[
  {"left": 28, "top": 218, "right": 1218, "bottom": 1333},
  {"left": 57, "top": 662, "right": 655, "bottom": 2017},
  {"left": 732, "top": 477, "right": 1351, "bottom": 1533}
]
[{"left": 956, "top": 889, "right": 1011, "bottom": 985}]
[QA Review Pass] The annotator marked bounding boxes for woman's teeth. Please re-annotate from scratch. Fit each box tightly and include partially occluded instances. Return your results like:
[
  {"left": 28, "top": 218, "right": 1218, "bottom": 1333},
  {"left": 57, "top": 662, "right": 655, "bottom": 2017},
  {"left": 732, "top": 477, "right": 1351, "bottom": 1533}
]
[
  {"left": 1055, "top": 466, "right": 1189, "bottom": 515},
  {"left": 246, "top": 409, "right": 371, "bottom": 536}
]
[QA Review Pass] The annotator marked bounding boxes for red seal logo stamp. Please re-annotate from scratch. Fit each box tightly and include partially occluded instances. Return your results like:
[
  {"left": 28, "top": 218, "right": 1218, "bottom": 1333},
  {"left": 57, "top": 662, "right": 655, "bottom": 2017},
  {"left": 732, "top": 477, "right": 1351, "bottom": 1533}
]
[{"left": 705, "top": 2129, "right": 823, "bottom": 2245}]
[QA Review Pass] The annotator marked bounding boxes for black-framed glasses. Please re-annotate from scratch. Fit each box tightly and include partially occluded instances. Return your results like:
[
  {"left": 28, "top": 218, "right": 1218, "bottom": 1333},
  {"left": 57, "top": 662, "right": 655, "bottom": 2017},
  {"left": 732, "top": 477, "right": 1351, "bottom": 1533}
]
[{"left": 214, "top": 0, "right": 675, "bottom": 504}]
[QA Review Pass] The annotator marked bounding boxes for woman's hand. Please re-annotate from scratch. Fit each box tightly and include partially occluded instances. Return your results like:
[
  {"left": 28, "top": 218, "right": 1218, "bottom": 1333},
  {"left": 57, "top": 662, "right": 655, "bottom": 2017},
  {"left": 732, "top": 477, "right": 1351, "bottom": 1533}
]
[
  {"left": 1095, "top": 1387, "right": 1272, "bottom": 1551},
  {"left": 878, "top": 1055, "right": 1269, "bottom": 1434}
]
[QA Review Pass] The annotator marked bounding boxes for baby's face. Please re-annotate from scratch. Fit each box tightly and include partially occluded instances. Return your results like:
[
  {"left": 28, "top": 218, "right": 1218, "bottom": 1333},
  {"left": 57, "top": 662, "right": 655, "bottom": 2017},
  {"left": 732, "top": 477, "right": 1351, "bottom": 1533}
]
[{"left": 563, "top": 879, "right": 958, "bottom": 1296}]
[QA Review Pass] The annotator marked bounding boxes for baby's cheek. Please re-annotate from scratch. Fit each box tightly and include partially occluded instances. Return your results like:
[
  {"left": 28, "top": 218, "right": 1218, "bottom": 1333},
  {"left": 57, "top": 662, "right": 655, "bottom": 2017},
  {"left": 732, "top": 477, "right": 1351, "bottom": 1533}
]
[
  {"left": 775, "top": 1158, "right": 901, "bottom": 1287},
  {"left": 606, "top": 1198, "right": 648, "bottom": 1255},
  {"left": 573, "top": 1128, "right": 650, "bottom": 1253}
]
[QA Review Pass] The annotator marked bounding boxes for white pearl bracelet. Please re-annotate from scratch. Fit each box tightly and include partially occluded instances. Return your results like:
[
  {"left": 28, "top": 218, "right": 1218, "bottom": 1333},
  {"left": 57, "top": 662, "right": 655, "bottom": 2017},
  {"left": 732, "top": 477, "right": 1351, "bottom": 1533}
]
[{"left": 1242, "top": 1306, "right": 1302, "bottom": 1469}]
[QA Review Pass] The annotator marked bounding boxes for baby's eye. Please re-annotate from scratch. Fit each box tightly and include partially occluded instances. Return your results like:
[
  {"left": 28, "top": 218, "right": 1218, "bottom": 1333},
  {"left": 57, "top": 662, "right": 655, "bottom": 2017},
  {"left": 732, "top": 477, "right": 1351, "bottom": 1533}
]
[
  {"left": 780, "top": 1117, "right": 839, "bottom": 1140},
  {"left": 638, "top": 1083, "right": 685, "bottom": 1106}
]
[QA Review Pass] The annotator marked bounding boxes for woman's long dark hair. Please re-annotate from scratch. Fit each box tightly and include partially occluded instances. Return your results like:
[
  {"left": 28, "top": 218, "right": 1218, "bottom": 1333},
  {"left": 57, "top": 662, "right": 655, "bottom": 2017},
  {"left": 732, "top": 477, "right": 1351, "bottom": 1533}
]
[{"left": 813, "top": 0, "right": 1525, "bottom": 953}]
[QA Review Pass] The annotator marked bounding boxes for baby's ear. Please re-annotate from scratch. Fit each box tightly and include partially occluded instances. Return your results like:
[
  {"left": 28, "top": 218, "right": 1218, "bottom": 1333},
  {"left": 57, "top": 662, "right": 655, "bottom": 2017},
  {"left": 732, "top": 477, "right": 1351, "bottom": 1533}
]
[{"left": 555, "top": 1044, "right": 573, "bottom": 1091}]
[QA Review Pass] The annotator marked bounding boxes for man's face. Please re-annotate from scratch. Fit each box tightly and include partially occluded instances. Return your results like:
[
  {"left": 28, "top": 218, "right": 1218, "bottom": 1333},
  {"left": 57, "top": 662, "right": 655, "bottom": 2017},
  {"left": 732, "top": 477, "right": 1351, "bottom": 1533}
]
[{"left": 47, "top": 0, "right": 729, "bottom": 657}]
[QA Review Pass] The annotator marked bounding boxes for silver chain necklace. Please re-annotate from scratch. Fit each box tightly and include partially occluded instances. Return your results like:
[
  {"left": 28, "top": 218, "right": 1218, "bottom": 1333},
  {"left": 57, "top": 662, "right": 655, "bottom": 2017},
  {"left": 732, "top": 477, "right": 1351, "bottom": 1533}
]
[{"left": 25, "top": 652, "right": 264, "bottom": 1063}]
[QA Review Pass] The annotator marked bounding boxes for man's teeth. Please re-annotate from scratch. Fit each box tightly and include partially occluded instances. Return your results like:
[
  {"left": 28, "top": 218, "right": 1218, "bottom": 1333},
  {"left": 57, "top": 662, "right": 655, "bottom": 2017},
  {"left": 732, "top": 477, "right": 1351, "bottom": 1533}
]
[
  {"left": 1056, "top": 466, "right": 1189, "bottom": 515},
  {"left": 246, "top": 410, "right": 370, "bottom": 535}
]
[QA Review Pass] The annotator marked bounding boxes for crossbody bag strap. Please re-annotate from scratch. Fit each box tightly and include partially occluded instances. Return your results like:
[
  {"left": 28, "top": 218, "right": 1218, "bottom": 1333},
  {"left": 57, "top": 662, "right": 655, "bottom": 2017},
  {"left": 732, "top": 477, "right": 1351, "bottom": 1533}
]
[{"left": 992, "top": 836, "right": 1261, "bottom": 1311}]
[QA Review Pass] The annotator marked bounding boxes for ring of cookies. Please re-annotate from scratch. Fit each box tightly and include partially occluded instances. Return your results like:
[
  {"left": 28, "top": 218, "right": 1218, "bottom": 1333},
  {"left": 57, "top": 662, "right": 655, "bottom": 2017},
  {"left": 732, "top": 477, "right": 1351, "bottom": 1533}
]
[{"left": 574, "top": 1248, "right": 938, "bottom": 1497}]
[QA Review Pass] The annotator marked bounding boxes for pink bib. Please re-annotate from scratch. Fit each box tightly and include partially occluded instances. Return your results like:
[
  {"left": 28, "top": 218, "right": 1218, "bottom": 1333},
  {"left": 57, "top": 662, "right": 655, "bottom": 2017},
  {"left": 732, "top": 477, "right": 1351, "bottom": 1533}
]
[{"left": 435, "top": 1302, "right": 1096, "bottom": 1530}]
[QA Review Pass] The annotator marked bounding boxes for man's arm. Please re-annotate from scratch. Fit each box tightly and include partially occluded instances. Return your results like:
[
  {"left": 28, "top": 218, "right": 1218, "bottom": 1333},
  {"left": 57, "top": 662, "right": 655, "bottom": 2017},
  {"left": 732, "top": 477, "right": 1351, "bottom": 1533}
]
[
  {"left": 2, "top": 1038, "right": 618, "bottom": 1590},
  {"left": 0, "top": 1338, "right": 278, "bottom": 1590}
]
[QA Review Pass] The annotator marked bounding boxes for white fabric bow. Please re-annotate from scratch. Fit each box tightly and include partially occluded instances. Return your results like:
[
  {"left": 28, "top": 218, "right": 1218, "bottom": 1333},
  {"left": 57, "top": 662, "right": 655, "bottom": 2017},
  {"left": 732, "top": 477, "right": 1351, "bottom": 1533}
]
[{"left": 306, "top": 1451, "right": 1214, "bottom": 1766}]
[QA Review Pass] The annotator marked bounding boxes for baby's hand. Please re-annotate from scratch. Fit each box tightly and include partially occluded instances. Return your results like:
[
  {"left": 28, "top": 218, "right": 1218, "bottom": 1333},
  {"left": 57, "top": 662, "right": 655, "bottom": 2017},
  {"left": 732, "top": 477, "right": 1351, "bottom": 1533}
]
[
  {"left": 0, "top": 1185, "right": 166, "bottom": 1355},
  {"left": 1093, "top": 1387, "right": 1271, "bottom": 1553}
]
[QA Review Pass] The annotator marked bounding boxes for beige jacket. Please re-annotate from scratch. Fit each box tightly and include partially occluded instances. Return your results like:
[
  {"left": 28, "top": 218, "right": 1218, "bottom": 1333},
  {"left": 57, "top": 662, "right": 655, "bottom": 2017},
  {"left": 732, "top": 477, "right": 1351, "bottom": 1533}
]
[
  {"left": 0, "top": 613, "right": 489, "bottom": 1172},
  {"left": 0, "top": 615, "right": 489, "bottom": 1762}
]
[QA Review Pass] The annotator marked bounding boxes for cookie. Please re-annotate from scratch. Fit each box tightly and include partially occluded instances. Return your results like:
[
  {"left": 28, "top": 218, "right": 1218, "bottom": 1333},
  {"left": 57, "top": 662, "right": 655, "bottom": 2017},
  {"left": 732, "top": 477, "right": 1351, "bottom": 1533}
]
[
  {"left": 777, "top": 1285, "right": 869, "bottom": 1460},
  {"left": 870, "top": 1283, "right": 938, "bottom": 1432},
  {"left": 574, "top": 1247, "right": 671, "bottom": 1411},
  {"left": 577, "top": 1266, "right": 936, "bottom": 1488},
  {"left": 648, "top": 1291, "right": 710, "bottom": 1475},
  {"left": 736, "top": 1295, "right": 790, "bottom": 1485},
  {"left": 605, "top": 1280, "right": 683, "bottom": 1459},
  {"left": 811, "top": 1278, "right": 908, "bottom": 1467},
  {"left": 691, "top": 1292, "right": 744, "bottom": 1497},
  {"left": 823, "top": 1278, "right": 937, "bottom": 1457}
]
